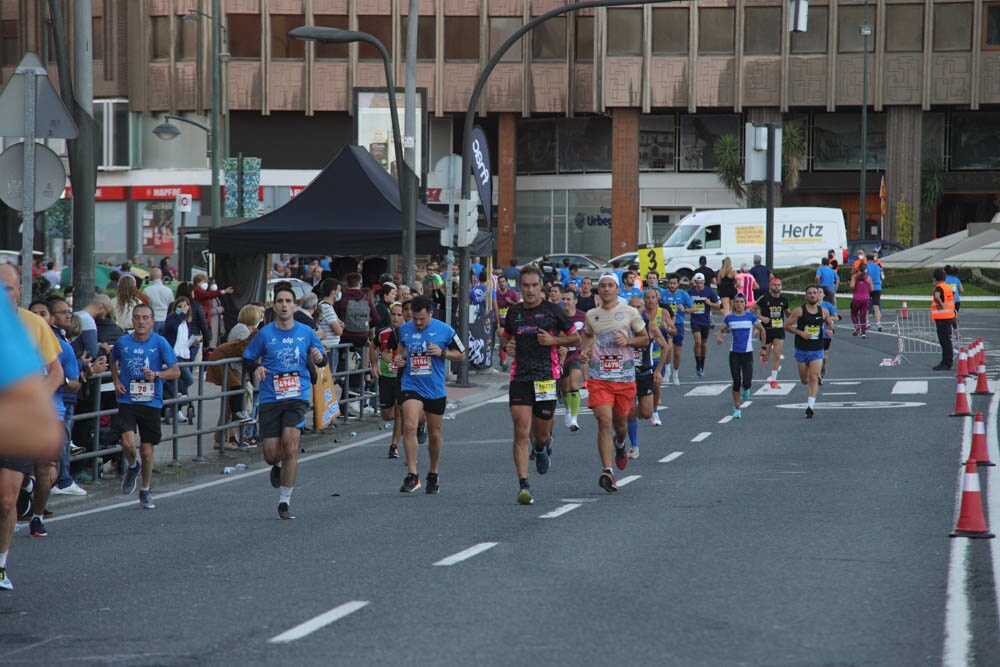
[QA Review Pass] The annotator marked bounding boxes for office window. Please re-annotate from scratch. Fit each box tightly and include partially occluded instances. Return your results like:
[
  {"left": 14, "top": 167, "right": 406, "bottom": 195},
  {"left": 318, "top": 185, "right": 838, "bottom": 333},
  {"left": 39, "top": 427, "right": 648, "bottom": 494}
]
[
  {"left": 791, "top": 6, "right": 828, "bottom": 53},
  {"left": 744, "top": 7, "right": 781, "bottom": 55},
  {"left": 177, "top": 16, "right": 197, "bottom": 60},
  {"left": 151, "top": 16, "right": 170, "bottom": 60},
  {"left": 639, "top": 115, "right": 675, "bottom": 172},
  {"left": 93, "top": 17, "right": 105, "bottom": 60},
  {"left": 934, "top": 4, "right": 972, "bottom": 50},
  {"left": 679, "top": 114, "right": 740, "bottom": 171},
  {"left": 517, "top": 119, "right": 557, "bottom": 173},
  {"left": 314, "top": 15, "right": 349, "bottom": 58},
  {"left": 652, "top": 8, "right": 689, "bottom": 56},
  {"left": 985, "top": 3, "right": 1000, "bottom": 48},
  {"left": 838, "top": 6, "right": 876, "bottom": 53},
  {"left": 952, "top": 112, "right": 1000, "bottom": 169},
  {"left": 812, "top": 112, "right": 886, "bottom": 171},
  {"left": 886, "top": 5, "right": 923, "bottom": 52},
  {"left": 271, "top": 15, "right": 305, "bottom": 59},
  {"left": 445, "top": 16, "right": 479, "bottom": 60},
  {"left": 533, "top": 17, "right": 566, "bottom": 60},
  {"left": 490, "top": 17, "right": 523, "bottom": 62},
  {"left": 228, "top": 14, "right": 262, "bottom": 58},
  {"left": 357, "top": 15, "right": 393, "bottom": 60},
  {"left": 699, "top": 8, "right": 735, "bottom": 55},
  {"left": 400, "top": 16, "right": 436, "bottom": 60},
  {"left": 559, "top": 117, "right": 612, "bottom": 171},
  {"left": 95, "top": 99, "right": 132, "bottom": 170},
  {"left": 576, "top": 16, "right": 594, "bottom": 61},
  {"left": 607, "top": 8, "right": 642, "bottom": 56},
  {"left": 0, "top": 20, "right": 17, "bottom": 67}
]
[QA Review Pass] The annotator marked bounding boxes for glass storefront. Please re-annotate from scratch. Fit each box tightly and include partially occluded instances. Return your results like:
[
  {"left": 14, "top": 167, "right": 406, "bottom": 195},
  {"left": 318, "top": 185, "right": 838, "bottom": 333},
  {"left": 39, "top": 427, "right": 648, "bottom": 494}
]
[{"left": 515, "top": 189, "right": 612, "bottom": 260}]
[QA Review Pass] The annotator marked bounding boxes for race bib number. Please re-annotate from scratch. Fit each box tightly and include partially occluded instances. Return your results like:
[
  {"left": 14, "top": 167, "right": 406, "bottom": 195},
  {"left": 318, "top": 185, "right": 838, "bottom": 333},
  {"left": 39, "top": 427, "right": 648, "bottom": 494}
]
[
  {"left": 600, "top": 355, "right": 623, "bottom": 373},
  {"left": 499, "top": 307, "right": 509, "bottom": 320},
  {"left": 693, "top": 302, "right": 705, "bottom": 314},
  {"left": 534, "top": 379, "right": 557, "bottom": 401},
  {"left": 129, "top": 380, "right": 155, "bottom": 402},
  {"left": 769, "top": 308, "right": 784, "bottom": 328},
  {"left": 804, "top": 325, "right": 821, "bottom": 339},
  {"left": 274, "top": 372, "right": 302, "bottom": 400},
  {"left": 410, "top": 354, "right": 432, "bottom": 376}
]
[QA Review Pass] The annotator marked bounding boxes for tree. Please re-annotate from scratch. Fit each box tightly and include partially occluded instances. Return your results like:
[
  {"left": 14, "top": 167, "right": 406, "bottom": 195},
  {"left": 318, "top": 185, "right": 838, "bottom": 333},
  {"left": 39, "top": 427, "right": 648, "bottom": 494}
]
[
  {"left": 781, "top": 123, "right": 806, "bottom": 192},
  {"left": 713, "top": 134, "right": 745, "bottom": 202}
]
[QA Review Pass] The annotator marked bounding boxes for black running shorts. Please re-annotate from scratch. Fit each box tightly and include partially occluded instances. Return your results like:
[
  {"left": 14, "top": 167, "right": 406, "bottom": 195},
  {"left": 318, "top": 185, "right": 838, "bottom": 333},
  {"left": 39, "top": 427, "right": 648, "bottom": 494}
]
[
  {"left": 398, "top": 390, "right": 447, "bottom": 416},
  {"left": 765, "top": 328, "right": 786, "bottom": 343},
  {"left": 508, "top": 381, "right": 556, "bottom": 420},
  {"left": 259, "top": 400, "right": 309, "bottom": 439},
  {"left": 112, "top": 403, "right": 163, "bottom": 445},
  {"left": 635, "top": 373, "right": 655, "bottom": 397},
  {"left": 378, "top": 375, "right": 401, "bottom": 409}
]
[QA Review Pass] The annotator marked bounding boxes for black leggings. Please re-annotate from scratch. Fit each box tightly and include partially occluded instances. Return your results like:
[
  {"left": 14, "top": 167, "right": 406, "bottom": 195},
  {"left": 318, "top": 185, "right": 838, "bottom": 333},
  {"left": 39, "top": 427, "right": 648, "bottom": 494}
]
[{"left": 729, "top": 351, "right": 753, "bottom": 392}]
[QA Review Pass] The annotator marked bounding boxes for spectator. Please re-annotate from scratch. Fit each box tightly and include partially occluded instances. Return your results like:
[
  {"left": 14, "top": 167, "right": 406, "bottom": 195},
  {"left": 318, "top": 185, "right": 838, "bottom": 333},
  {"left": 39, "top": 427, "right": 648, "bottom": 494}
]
[
  {"left": 503, "top": 258, "right": 520, "bottom": 287},
  {"left": 41, "top": 261, "right": 61, "bottom": 289},
  {"left": 316, "top": 278, "right": 344, "bottom": 374},
  {"left": 192, "top": 273, "right": 233, "bottom": 345},
  {"left": 271, "top": 261, "right": 285, "bottom": 279},
  {"left": 375, "top": 282, "right": 397, "bottom": 328},
  {"left": 159, "top": 256, "right": 177, "bottom": 281},
  {"left": 143, "top": 268, "right": 174, "bottom": 333},
  {"left": 296, "top": 293, "right": 318, "bottom": 329},
  {"left": 175, "top": 281, "right": 211, "bottom": 358},
  {"left": 162, "top": 296, "right": 199, "bottom": 422},
  {"left": 106, "top": 270, "right": 121, "bottom": 291},
  {"left": 208, "top": 311, "right": 260, "bottom": 449},
  {"left": 228, "top": 303, "right": 264, "bottom": 343},
  {"left": 827, "top": 249, "right": 840, "bottom": 272},
  {"left": 696, "top": 256, "right": 716, "bottom": 287},
  {"left": 748, "top": 255, "right": 772, "bottom": 302},
  {"left": 112, "top": 274, "right": 146, "bottom": 332}
]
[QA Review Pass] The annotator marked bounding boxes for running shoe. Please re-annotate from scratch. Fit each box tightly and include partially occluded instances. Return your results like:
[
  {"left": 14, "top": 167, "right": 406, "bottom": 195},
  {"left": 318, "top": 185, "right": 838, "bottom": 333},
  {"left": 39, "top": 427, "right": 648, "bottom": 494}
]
[
  {"left": 672, "top": 372, "right": 680, "bottom": 386},
  {"left": 877, "top": 324, "right": 883, "bottom": 332},
  {"left": 400, "top": 472, "right": 421, "bottom": 493},
  {"left": 0, "top": 568, "right": 11, "bottom": 591},
  {"left": 121, "top": 463, "right": 139, "bottom": 496},
  {"left": 534, "top": 440, "right": 551, "bottom": 475},
  {"left": 139, "top": 490, "right": 155, "bottom": 509},
  {"left": 852, "top": 328, "right": 859, "bottom": 336},
  {"left": 805, "top": 406, "right": 814, "bottom": 419},
  {"left": 599, "top": 470, "right": 618, "bottom": 493},
  {"left": 29, "top": 516, "right": 47, "bottom": 537},
  {"left": 628, "top": 446, "right": 639, "bottom": 460},
  {"left": 861, "top": 332, "right": 866, "bottom": 339},
  {"left": 769, "top": 380, "right": 779, "bottom": 390},
  {"left": 270, "top": 464, "right": 282, "bottom": 489},
  {"left": 416, "top": 423, "right": 427, "bottom": 445},
  {"left": 277, "top": 502, "right": 295, "bottom": 520},
  {"left": 696, "top": 369, "right": 704, "bottom": 377},
  {"left": 650, "top": 412, "right": 662, "bottom": 426},
  {"left": 517, "top": 486, "right": 534, "bottom": 505},
  {"left": 425, "top": 473, "right": 440, "bottom": 495},
  {"left": 387, "top": 444, "right": 399, "bottom": 459},
  {"left": 741, "top": 388, "right": 751, "bottom": 402},
  {"left": 733, "top": 408, "right": 742, "bottom": 419},
  {"left": 564, "top": 410, "right": 572, "bottom": 429},
  {"left": 568, "top": 416, "right": 580, "bottom": 432},
  {"left": 614, "top": 437, "right": 628, "bottom": 471}
]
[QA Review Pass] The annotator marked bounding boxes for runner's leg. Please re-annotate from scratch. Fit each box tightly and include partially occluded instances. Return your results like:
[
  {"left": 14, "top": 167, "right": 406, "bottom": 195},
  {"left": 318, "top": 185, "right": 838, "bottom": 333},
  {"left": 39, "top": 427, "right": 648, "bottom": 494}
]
[
  {"left": 511, "top": 405, "right": 533, "bottom": 480},
  {"left": 425, "top": 412, "right": 445, "bottom": 475}
]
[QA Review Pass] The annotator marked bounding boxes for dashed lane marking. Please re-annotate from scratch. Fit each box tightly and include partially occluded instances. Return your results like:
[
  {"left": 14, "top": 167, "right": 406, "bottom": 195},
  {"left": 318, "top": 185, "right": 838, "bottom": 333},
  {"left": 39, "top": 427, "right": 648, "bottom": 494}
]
[
  {"left": 539, "top": 503, "right": 583, "bottom": 519},
  {"left": 269, "top": 601, "right": 369, "bottom": 644},
  {"left": 658, "top": 452, "right": 684, "bottom": 463},
  {"left": 777, "top": 401, "right": 924, "bottom": 410},
  {"left": 433, "top": 542, "right": 499, "bottom": 566},
  {"left": 691, "top": 432, "right": 711, "bottom": 442},
  {"left": 754, "top": 383, "right": 795, "bottom": 396},
  {"left": 685, "top": 384, "right": 730, "bottom": 396},
  {"left": 891, "top": 380, "right": 928, "bottom": 394},
  {"left": 718, "top": 415, "right": 733, "bottom": 424},
  {"left": 616, "top": 475, "right": 641, "bottom": 487}
]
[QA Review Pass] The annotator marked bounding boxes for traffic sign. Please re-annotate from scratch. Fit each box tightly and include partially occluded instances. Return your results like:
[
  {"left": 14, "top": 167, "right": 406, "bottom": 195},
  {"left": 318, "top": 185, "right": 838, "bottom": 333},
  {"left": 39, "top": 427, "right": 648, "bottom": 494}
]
[
  {"left": 0, "top": 53, "right": 78, "bottom": 139},
  {"left": 176, "top": 193, "right": 193, "bottom": 212},
  {"left": 639, "top": 244, "right": 665, "bottom": 278},
  {"left": 0, "top": 141, "right": 66, "bottom": 211}
]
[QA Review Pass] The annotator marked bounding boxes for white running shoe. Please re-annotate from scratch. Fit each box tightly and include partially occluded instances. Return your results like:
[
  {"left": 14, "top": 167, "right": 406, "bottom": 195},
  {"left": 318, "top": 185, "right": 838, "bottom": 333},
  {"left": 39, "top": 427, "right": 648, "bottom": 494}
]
[
  {"left": 568, "top": 416, "right": 579, "bottom": 432},
  {"left": 672, "top": 372, "right": 680, "bottom": 386},
  {"left": 52, "top": 482, "right": 87, "bottom": 496},
  {"left": 628, "top": 446, "right": 640, "bottom": 460},
  {"left": 564, "top": 410, "right": 573, "bottom": 429},
  {"left": 650, "top": 412, "right": 662, "bottom": 426}
]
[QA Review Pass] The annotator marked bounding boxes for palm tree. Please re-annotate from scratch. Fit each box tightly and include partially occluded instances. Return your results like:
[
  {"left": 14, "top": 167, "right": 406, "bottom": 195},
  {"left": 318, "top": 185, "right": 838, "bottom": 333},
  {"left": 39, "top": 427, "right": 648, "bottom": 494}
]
[
  {"left": 781, "top": 123, "right": 806, "bottom": 192},
  {"left": 713, "top": 134, "right": 745, "bottom": 202}
]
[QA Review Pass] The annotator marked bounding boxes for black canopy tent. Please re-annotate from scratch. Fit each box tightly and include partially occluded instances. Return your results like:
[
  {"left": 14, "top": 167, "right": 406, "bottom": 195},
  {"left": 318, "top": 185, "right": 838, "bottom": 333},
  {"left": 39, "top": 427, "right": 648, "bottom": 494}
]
[{"left": 208, "top": 144, "right": 447, "bottom": 256}]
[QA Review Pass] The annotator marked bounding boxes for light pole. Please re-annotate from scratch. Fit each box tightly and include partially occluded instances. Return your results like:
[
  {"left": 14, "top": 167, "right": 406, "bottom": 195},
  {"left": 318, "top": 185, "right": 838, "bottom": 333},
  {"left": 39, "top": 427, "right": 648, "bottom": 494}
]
[
  {"left": 183, "top": 3, "right": 223, "bottom": 229},
  {"left": 859, "top": 0, "right": 872, "bottom": 239},
  {"left": 289, "top": 26, "right": 416, "bottom": 284}
]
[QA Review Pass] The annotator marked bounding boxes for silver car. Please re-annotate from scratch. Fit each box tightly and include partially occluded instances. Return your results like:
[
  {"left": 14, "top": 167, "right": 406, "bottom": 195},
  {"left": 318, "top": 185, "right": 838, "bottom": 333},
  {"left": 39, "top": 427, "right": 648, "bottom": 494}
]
[{"left": 525, "top": 253, "right": 608, "bottom": 280}]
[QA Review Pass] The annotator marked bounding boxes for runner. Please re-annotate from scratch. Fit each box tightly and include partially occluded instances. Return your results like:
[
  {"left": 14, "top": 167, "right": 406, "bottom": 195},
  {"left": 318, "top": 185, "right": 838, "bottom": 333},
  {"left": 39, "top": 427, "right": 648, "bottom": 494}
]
[
  {"left": 687, "top": 273, "right": 721, "bottom": 377},
  {"left": 659, "top": 274, "right": 694, "bottom": 386},
  {"left": 849, "top": 261, "right": 873, "bottom": 338},
  {"left": 641, "top": 287, "right": 676, "bottom": 426},
  {"left": 620, "top": 271, "right": 644, "bottom": 302},
  {"left": 819, "top": 295, "right": 842, "bottom": 381},
  {"left": 753, "top": 278, "right": 790, "bottom": 388},
  {"left": 494, "top": 276, "right": 521, "bottom": 372},
  {"left": 784, "top": 285, "right": 836, "bottom": 418},
  {"left": 716, "top": 294, "right": 765, "bottom": 419},
  {"left": 242, "top": 284, "right": 327, "bottom": 519},
  {"left": 867, "top": 250, "right": 885, "bottom": 332},
  {"left": 576, "top": 276, "right": 596, "bottom": 312},
  {"left": 110, "top": 304, "right": 181, "bottom": 510},
  {"left": 558, "top": 287, "right": 587, "bottom": 433},
  {"left": 580, "top": 274, "right": 649, "bottom": 492},
  {"left": 392, "top": 295, "right": 466, "bottom": 494},
  {"left": 500, "top": 267, "right": 579, "bottom": 505},
  {"left": 625, "top": 292, "right": 671, "bottom": 459},
  {"left": 371, "top": 302, "right": 404, "bottom": 459}
]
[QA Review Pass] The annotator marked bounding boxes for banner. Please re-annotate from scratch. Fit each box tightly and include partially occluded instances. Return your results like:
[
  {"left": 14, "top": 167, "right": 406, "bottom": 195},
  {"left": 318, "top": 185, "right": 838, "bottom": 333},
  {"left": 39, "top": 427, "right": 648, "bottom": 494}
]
[
  {"left": 312, "top": 365, "right": 341, "bottom": 430},
  {"left": 223, "top": 156, "right": 261, "bottom": 218},
  {"left": 141, "top": 201, "right": 176, "bottom": 254},
  {"left": 471, "top": 126, "right": 493, "bottom": 230}
]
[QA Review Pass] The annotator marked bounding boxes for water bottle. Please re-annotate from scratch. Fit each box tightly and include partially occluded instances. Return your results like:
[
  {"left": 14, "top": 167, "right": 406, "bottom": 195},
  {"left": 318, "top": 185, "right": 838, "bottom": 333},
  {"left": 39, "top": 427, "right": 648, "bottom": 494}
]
[
  {"left": 222, "top": 466, "right": 235, "bottom": 475},
  {"left": 234, "top": 463, "right": 248, "bottom": 472},
  {"left": 349, "top": 431, "right": 357, "bottom": 438}
]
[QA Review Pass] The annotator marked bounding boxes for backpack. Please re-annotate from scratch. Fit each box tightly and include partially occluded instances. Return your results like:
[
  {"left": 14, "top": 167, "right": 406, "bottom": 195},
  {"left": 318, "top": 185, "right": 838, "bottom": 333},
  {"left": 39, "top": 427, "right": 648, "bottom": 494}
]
[{"left": 344, "top": 296, "right": 371, "bottom": 334}]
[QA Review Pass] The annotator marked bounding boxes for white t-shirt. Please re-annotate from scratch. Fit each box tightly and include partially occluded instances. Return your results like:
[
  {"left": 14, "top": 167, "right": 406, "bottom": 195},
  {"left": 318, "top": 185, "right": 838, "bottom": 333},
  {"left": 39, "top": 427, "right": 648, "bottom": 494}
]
[{"left": 75, "top": 310, "right": 97, "bottom": 332}]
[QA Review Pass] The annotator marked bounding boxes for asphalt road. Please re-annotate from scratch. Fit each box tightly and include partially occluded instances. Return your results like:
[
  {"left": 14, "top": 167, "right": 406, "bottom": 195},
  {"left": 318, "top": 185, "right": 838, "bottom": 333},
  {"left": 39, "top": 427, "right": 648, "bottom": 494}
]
[{"left": 3, "top": 310, "right": 999, "bottom": 666}]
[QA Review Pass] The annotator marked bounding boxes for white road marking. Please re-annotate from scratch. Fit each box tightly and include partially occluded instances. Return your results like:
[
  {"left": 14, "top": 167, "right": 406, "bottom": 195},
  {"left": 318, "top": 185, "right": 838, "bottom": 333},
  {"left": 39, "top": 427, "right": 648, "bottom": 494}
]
[
  {"left": 616, "top": 475, "right": 641, "bottom": 487},
  {"left": 985, "top": 384, "right": 1000, "bottom": 642},
  {"left": 822, "top": 392, "right": 857, "bottom": 396},
  {"left": 754, "top": 383, "right": 795, "bottom": 396},
  {"left": 685, "top": 384, "right": 730, "bottom": 396},
  {"left": 434, "top": 542, "right": 499, "bottom": 566},
  {"left": 826, "top": 381, "right": 862, "bottom": 385},
  {"left": 776, "top": 401, "right": 924, "bottom": 410},
  {"left": 658, "top": 452, "right": 684, "bottom": 463},
  {"left": 718, "top": 415, "right": 733, "bottom": 424},
  {"left": 539, "top": 503, "right": 582, "bottom": 519},
  {"left": 943, "top": 411, "right": 974, "bottom": 666},
  {"left": 891, "top": 380, "right": 928, "bottom": 395},
  {"left": 691, "top": 432, "right": 712, "bottom": 442},
  {"left": 269, "top": 601, "right": 369, "bottom": 644},
  {"left": 742, "top": 401, "right": 753, "bottom": 408}
]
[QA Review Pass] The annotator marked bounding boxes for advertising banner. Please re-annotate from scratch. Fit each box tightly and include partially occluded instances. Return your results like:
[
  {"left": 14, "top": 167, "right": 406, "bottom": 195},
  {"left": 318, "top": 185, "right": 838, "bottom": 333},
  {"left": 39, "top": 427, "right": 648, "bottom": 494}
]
[{"left": 141, "top": 200, "right": 175, "bottom": 254}]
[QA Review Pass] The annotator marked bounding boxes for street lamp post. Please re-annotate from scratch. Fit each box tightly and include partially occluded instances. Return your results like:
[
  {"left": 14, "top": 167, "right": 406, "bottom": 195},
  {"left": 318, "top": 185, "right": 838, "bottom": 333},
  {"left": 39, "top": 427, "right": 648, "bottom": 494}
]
[
  {"left": 289, "top": 26, "right": 416, "bottom": 285},
  {"left": 859, "top": 0, "right": 872, "bottom": 239},
  {"left": 183, "top": 3, "right": 223, "bottom": 229}
]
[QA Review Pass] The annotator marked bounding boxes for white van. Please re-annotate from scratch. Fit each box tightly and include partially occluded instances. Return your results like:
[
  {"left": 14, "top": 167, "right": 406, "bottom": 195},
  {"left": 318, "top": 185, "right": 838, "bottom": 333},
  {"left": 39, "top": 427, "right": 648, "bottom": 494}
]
[{"left": 659, "top": 207, "right": 848, "bottom": 279}]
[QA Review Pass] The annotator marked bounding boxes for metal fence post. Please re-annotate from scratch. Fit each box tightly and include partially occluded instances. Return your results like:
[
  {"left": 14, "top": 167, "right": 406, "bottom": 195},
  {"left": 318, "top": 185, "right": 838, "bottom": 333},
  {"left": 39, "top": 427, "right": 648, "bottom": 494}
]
[
  {"left": 194, "top": 362, "right": 205, "bottom": 461},
  {"left": 89, "top": 376, "right": 101, "bottom": 483}
]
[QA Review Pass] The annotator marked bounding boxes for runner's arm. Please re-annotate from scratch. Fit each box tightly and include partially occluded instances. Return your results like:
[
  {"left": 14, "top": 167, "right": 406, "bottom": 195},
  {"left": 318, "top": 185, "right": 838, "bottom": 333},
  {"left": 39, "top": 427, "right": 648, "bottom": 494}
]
[
  {"left": 784, "top": 308, "right": 804, "bottom": 337},
  {"left": 0, "top": 374, "right": 63, "bottom": 459},
  {"left": 442, "top": 334, "right": 466, "bottom": 362},
  {"left": 821, "top": 308, "right": 836, "bottom": 336},
  {"left": 158, "top": 363, "right": 182, "bottom": 381}
]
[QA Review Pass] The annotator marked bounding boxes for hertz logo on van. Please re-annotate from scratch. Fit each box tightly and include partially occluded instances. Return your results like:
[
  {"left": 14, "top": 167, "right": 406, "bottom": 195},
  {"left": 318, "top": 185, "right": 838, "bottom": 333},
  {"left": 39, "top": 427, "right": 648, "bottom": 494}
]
[{"left": 780, "top": 223, "right": 823, "bottom": 242}]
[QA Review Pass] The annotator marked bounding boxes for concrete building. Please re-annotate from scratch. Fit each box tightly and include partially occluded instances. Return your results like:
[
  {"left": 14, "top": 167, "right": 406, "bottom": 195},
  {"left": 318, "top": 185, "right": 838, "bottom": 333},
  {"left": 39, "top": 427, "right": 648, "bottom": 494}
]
[{"left": 2, "top": 0, "right": 999, "bottom": 267}]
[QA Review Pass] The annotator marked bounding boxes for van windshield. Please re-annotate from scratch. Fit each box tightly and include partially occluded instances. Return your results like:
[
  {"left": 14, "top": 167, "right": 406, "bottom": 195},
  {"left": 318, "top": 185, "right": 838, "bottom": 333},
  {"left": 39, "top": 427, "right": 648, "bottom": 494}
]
[{"left": 664, "top": 225, "right": 699, "bottom": 248}]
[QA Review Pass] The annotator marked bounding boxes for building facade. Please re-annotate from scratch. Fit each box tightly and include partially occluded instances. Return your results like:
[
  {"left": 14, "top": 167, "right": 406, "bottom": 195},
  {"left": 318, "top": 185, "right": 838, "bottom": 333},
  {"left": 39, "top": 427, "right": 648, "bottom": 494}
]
[{"left": 2, "top": 0, "right": 999, "bottom": 266}]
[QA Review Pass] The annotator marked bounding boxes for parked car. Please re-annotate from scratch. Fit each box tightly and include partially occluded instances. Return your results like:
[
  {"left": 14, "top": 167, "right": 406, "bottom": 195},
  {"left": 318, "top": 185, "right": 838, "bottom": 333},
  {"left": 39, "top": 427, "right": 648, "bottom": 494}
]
[
  {"left": 525, "top": 253, "right": 608, "bottom": 279},
  {"left": 267, "top": 277, "right": 314, "bottom": 303},
  {"left": 848, "top": 240, "right": 908, "bottom": 260},
  {"left": 605, "top": 252, "right": 639, "bottom": 270}
]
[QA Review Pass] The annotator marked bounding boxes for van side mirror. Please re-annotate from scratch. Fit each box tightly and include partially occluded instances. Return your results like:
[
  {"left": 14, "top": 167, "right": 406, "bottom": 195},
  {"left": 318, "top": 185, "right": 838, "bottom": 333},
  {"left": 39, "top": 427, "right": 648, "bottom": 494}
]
[{"left": 688, "top": 239, "right": 703, "bottom": 250}]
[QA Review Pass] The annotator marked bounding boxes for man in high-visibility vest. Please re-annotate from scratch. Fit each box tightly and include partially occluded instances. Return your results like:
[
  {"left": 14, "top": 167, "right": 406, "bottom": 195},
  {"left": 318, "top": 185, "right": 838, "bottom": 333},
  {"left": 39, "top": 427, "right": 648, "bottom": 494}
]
[{"left": 931, "top": 268, "right": 956, "bottom": 371}]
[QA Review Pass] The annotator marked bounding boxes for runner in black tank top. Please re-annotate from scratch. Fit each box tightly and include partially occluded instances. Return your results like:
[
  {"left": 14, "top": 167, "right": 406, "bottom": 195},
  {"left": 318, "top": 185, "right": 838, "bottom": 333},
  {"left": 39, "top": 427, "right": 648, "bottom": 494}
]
[{"left": 784, "top": 285, "right": 835, "bottom": 419}]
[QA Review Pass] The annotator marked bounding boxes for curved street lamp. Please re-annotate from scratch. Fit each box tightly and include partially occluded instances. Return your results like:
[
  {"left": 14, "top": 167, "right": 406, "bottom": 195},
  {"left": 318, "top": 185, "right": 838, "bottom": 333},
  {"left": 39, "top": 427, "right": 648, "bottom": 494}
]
[{"left": 152, "top": 114, "right": 213, "bottom": 156}]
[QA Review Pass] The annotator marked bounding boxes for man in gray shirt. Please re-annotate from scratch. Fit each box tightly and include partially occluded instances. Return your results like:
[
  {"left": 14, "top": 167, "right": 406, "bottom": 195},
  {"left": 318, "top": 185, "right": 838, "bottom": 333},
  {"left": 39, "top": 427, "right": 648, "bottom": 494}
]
[{"left": 143, "top": 267, "right": 174, "bottom": 334}]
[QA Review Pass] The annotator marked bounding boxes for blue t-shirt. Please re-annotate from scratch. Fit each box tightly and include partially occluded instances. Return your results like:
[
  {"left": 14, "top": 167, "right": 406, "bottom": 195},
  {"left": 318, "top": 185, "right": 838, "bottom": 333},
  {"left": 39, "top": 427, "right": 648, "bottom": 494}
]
[
  {"left": 470, "top": 285, "right": 489, "bottom": 317},
  {"left": 622, "top": 286, "right": 645, "bottom": 302},
  {"left": 866, "top": 262, "right": 883, "bottom": 290},
  {"left": 558, "top": 267, "right": 571, "bottom": 287},
  {"left": 687, "top": 287, "right": 719, "bottom": 327},
  {"left": 243, "top": 321, "right": 325, "bottom": 404},
  {"left": 724, "top": 312, "right": 760, "bottom": 353},
  {"left": 821, "top": 301, "right": 837, "bottom": 339},
  {"left": 398, "top": 319, "right": 459, "bottom": 399},
  {"left": 58, "top": 337, "right": 81, "bottom": 407},
  {"left": 945, "top": 275, "right": 962, "bottom": 303},
  {"left": 111, "top": 333, "right": 178, "bottom": 408},
  {"left": 816, "top": 266, "right": 838, "bottom": 289},
  {"left": 0, "top": 300, "right": 43, "bottom": 395},
  {"left": 661, "top": 289, "right": 695, "bottom": 325}
]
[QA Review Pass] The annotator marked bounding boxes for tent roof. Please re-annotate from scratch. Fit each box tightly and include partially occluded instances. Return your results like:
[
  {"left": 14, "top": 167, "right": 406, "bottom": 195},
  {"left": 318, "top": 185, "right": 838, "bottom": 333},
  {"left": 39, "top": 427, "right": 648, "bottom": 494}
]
[
  {"left": 208, "top": 145, "right": 446, "bottom": 256},
  {"left": 879, "top": 229, "right": 969, "bottom": 268},
  {"left": 919, "top": 228, "right": 1000, "bottom": 268}
]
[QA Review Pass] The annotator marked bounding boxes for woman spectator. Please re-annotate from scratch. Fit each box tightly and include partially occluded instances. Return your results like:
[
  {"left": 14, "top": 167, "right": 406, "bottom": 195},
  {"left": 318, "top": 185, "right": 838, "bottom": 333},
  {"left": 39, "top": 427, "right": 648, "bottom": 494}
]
[
  {"left": 111, "top": 274, "right": 146, "bottom": 331},
  {"left": 716, "top": 257, "right": 738, "bottom": 316},
  {"left": 849, "top": 261, "right": 874, "bottom": 338},
  {"left": 736, "top": 264, "right": 759, "bottom": 310},
  {"left": 162, "top": 296, "right": 199, "bottom": 422},
  {"left": 176, "top": 281, "right": 211, "bottom": 357},
  {"left": 316, "top": 278, "right": 344, "bottom": 375},
  {"left": 192, "top": 272, "right": 234, "bottom": 342},
  {"left": 209, "top": 304, "right": 262, "bottom": 449},
  {"left": 159, "top": 256, "right": 177, "bottom": 282}
]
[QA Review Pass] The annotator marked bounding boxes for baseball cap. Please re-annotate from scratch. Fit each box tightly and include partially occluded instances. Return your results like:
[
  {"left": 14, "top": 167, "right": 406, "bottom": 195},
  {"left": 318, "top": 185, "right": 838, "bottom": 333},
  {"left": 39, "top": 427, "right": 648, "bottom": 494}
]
[
  {"left": 693, "top": 272, "right": 705, "bottom": 281},
  {"left": 598, "top": 272, "right": 620, "bottom": 286}
]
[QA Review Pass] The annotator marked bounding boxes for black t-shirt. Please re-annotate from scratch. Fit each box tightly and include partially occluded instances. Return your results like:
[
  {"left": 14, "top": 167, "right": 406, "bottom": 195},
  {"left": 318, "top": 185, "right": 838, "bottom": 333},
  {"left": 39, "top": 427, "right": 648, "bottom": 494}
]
[
  {"left": 577, "top": 294, "right": 597, "bottom": 311},
  {"left": 697, "top": 265, "right": 716, "bottom": 285},
  {"left": 503, "top": 301, "right": 575, "bottom": 382},
  {"left": 794, "top": 304, "right": 825, "bottom": 351},
  {"left": 756, "top": 294, "right": 790, "bottom": 330}
]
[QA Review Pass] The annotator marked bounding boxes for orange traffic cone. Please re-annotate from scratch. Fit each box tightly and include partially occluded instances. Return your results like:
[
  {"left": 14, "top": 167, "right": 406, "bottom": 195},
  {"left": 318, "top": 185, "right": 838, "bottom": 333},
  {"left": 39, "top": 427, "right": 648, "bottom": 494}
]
[
  {"left": 978, "top": 339, "right": 986, "bottom": 367},
  {"left": 951, "top": 380, "right": 972, "bottom": 417},
  {"left": 950, "top": 459, "right": 995, "bottom": 538},
  {"left": 969, "top": 412, "right": 994, "bottom": 467},
  {"left": 901, "top": 300, "right": 908, "bottom": 319},
  {"left": 956, "top": 348, "right": 970, "bottom": 379},
  {"left": 973, "top": 363, "right": 993, "bottom": 396}
]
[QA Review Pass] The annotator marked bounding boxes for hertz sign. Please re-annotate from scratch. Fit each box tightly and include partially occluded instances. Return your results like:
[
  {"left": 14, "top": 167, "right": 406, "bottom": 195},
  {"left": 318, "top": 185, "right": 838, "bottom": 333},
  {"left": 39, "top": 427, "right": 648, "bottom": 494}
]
[{"left": 780, "top": 223, "right": 824, "bottom": 242}]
